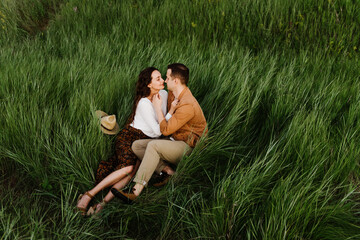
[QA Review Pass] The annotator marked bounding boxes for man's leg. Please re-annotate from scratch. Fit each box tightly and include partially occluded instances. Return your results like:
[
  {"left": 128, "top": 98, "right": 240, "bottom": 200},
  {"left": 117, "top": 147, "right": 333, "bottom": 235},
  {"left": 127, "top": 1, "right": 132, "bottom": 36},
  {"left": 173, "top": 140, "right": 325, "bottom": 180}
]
[
  {"left": 132, "top": 139, "right": 153, "bottom": 160},
  {"left": 133, "top": 140, "right": 191, "bottom": 189},
  {"left": 112, "top": 140, "right": 192, "bottom": 203},
  {"left": 132, "top": 139, "right": 171, "bottom": 174}
]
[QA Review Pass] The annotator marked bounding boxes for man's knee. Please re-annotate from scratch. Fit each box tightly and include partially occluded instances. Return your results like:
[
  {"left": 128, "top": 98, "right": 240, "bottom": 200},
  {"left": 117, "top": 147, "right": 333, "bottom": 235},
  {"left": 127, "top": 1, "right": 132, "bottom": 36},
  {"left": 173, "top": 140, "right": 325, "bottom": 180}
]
[
  {"left": 132, "top": 140, "right": 148, "bottom": 159},
  {"left": 131, "top": 140, "right": 143, "bottom": 153},
  {"left": 147, "top": 140, "right": 162, "bottom": 152}
]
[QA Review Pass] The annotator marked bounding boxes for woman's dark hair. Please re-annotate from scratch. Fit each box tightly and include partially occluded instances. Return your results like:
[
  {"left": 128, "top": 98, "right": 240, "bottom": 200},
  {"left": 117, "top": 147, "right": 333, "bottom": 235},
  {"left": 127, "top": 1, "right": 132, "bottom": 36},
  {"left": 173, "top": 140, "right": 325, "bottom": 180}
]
[{"left": 128, "top": 67, "right": 158, "bottom": 122}]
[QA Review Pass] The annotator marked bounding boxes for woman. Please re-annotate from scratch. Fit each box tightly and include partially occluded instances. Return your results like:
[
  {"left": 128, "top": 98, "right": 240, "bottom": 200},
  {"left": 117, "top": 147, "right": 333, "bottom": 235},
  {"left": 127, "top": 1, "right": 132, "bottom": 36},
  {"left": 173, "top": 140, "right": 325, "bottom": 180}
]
[{"left": 76, "top": 67, "right": 177, "bottom": 216}]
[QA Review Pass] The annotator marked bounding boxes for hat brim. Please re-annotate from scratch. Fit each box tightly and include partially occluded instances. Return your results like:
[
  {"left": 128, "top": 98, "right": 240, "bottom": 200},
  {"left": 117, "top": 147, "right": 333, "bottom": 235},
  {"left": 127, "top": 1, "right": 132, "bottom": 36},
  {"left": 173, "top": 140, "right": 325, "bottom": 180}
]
[
  {"left": 95, "top": 110, "right": 108, "bottom": 118},
  {"left": 101, "top": 122, "right": 120, "bottom": 135}
]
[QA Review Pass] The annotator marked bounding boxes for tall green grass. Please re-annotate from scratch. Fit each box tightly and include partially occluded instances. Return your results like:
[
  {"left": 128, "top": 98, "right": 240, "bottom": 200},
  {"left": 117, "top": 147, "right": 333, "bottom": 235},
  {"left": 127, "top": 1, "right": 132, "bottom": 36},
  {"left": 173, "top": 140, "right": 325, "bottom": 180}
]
[
  {"left": 1, "top": 0, "right": 360, "bottom": 239},
  {"left": 1, "top": 0, "right": 359, "bottom": 54}
]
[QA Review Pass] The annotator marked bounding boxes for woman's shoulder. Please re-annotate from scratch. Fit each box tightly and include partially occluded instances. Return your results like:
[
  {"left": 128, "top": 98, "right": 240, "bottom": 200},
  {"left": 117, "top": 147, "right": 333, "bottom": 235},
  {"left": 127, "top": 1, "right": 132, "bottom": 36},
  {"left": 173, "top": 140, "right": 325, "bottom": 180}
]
[{"left": 137, "top": 98, "right": 152, "bottom": 108}]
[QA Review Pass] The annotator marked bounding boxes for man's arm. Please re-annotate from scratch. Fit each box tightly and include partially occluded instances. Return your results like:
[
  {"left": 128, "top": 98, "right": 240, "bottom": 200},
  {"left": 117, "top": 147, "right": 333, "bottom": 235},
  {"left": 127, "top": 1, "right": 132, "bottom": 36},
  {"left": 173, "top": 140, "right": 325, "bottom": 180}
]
[
  {"left": 153, "top": 93, "right": 194, "bottom": 136},
  {"left": 159, "top": 104, "right": 194, "bottom": 136}
]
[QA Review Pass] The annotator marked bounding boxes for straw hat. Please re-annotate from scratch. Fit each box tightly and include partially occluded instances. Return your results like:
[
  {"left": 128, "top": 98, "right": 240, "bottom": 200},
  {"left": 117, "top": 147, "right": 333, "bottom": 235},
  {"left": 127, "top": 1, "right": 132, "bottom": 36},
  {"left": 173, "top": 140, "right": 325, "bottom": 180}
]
[{"left": 95, "top": 110, "right": 120, "bottom": 135}]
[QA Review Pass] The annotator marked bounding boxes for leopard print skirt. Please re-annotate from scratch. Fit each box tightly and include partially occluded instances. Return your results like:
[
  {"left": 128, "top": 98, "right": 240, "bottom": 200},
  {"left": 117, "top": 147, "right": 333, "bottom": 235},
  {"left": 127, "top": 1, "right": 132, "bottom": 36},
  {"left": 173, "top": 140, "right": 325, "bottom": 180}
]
[{"left": 95, "top": 125, "right": 149, "bottom": 184}]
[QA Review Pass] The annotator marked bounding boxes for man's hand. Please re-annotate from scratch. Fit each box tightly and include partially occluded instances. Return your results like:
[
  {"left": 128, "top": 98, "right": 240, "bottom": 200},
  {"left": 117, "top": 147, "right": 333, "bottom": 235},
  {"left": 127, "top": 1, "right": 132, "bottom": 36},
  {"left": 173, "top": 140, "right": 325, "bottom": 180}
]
[
  {"left": 169, "top": 98, "right": 179, "bottom": 115},
  {"left": 152, "top": 93, "right": 163, "bottom": 110}
]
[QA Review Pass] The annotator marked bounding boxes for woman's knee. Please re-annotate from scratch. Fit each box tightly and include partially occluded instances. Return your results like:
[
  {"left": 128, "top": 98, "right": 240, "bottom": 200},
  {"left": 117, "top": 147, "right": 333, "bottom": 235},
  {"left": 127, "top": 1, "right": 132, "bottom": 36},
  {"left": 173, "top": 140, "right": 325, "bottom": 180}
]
[{"left": 125, "top": 165, "right": 134, "bottom": 173}]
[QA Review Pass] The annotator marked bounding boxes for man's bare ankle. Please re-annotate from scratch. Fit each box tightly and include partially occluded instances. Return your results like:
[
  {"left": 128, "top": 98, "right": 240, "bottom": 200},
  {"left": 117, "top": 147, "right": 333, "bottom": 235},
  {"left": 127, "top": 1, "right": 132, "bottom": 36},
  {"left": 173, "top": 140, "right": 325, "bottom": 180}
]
[
  {"left": 162, "top": 166, "right": 175, "bottom": 175},
  {"left": 133, "top": 183, "right": 144, "bottom": 196}
]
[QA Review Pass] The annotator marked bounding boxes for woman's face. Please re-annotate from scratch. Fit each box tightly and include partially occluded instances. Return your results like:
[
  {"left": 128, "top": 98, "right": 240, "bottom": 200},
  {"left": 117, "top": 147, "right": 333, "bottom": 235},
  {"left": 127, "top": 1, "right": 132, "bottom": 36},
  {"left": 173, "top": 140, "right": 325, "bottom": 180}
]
[{"left": 148, "top": 70, "right": 164, "bottom": 91}]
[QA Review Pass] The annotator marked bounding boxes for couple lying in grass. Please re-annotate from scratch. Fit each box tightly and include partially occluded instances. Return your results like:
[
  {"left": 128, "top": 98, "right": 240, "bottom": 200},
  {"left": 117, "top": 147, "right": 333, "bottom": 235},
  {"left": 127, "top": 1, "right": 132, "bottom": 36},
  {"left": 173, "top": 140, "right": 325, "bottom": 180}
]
[{"left": 76, "top": 63, "right": 207, "bottom": 216}]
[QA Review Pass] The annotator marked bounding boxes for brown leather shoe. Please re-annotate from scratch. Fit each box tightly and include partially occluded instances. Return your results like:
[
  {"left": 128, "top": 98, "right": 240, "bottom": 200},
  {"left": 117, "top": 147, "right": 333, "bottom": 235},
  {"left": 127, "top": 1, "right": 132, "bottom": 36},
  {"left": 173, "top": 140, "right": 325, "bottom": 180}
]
[
  {"left": 153, "top": 171, "right": 172, "bottom": 187},
  {"left": 111, "top": 188, "right": 137, "bottom": 204}
]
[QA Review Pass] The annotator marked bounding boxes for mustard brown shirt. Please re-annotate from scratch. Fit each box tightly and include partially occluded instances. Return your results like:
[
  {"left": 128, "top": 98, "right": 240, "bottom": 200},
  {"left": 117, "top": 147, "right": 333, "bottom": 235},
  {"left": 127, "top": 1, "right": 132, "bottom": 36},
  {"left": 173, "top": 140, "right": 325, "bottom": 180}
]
[{"left": 160, "top": 87, "right": 207, "bottom": 148}]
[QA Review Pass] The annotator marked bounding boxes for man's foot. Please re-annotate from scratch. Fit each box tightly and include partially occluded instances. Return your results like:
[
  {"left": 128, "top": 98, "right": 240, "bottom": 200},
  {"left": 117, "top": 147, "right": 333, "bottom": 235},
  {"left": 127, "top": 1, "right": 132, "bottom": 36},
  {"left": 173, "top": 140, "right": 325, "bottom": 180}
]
[
  {"left": 153, "top": 171, "right": 172, "bottom": 187},
  {"left": 111, "top": 188, "right": 137, "bottom": 204}
]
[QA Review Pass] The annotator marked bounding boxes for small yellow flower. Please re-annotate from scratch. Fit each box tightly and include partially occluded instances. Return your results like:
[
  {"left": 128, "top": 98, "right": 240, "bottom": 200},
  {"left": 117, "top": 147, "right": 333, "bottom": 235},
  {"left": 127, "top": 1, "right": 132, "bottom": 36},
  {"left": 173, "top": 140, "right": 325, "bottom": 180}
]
[
  {"left": 354, "top": 46, "right": 357, "bottom": 51},
  {"left": 191, "top": 22, "right": 197, "bottom": 28},
  {"left": 298, "top": 13, "right": 304, "bottom": 21},
  {"left": 221, "top": 11, "right": 225, "bottom": 16}
]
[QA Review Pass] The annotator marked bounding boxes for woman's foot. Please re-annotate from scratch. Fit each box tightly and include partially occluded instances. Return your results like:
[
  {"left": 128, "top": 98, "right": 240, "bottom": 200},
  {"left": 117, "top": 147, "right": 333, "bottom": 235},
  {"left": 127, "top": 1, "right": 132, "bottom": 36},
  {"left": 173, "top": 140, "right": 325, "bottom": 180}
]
[
  {"left": 76, "top": 192, "right": 94, "bottom": 215},
  {"left": 87, "top": 200, "right": 107, "bottom": 217},
  {"left": 95, "top": 202, "right": 105, "bottom": 214}
]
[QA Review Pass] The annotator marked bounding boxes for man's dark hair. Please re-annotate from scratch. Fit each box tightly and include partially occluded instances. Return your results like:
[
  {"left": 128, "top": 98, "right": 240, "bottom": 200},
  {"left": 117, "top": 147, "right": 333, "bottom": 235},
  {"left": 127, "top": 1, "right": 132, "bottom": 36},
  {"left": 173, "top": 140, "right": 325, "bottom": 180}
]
[{"left": 167, "top": 63, "right": 189, "bottom": 85}]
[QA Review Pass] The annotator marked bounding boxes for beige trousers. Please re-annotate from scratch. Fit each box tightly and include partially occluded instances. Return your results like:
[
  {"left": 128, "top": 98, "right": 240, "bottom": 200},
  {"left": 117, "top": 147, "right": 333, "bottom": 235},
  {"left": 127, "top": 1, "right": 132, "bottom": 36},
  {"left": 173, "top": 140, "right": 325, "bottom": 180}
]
[{"left": 132, "top": 139, "right": 192, "bottom": 186}]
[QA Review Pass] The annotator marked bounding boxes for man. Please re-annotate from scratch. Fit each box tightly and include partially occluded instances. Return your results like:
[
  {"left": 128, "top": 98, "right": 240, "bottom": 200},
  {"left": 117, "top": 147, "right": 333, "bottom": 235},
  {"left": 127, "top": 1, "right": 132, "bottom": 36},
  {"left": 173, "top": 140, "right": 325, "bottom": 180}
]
[{"left": 111, "top": 63, "right": 207, "bottom": 203}]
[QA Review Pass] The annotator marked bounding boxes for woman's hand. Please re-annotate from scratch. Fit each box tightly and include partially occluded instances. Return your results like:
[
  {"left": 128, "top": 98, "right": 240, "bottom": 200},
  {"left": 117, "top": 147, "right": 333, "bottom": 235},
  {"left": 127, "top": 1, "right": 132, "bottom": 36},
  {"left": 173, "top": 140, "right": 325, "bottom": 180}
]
[
  {"left": 169, "top": 98, "right": 179, "bottom": 115},
  {"left": 152, "top": 93, "right": 163, "bottom": 110}
]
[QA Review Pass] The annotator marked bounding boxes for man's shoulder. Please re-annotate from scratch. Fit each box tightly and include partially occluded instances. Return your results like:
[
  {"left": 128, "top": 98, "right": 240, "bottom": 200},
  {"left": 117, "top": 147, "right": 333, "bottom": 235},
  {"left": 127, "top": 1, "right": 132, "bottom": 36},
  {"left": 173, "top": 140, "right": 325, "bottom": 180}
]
[{"left": 182, "top": 88, "right": 198, "bottom": 104}]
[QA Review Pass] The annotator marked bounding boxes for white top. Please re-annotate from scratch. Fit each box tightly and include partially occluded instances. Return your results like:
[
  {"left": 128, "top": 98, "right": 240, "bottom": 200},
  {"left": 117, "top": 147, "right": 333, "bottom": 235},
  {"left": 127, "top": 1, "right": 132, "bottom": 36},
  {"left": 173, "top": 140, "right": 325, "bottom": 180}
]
[{"left": 130, "top": 90, "right": 169, "bottom": 138}]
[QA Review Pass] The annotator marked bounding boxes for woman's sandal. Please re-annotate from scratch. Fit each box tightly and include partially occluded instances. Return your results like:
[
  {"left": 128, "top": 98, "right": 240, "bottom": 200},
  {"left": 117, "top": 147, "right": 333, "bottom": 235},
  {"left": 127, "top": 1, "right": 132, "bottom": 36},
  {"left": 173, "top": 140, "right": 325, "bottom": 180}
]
[
  {"left": 76, "top": 192, "right": 94, "bottom": 216},
  {"left": 87, "top": 199, "right": 108, "bottom": 217}
]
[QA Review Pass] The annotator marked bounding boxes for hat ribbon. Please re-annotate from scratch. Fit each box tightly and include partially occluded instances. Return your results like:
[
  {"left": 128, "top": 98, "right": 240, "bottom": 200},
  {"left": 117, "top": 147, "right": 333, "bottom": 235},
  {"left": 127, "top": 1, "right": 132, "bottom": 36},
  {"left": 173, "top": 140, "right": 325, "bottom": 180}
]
[{"left": 101, "top": 124, "right": 114, "bottom": 131}]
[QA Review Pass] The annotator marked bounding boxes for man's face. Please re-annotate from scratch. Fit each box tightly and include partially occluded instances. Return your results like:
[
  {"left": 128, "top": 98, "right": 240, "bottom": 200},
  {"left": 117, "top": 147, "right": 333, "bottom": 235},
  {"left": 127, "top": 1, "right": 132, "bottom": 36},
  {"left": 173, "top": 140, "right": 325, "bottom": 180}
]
[
  {"left": 165, "top": 69, "right": 175, "bottom": 91},
  {"left": 148, "top": 70, "right": 164, "bottom": 91}
]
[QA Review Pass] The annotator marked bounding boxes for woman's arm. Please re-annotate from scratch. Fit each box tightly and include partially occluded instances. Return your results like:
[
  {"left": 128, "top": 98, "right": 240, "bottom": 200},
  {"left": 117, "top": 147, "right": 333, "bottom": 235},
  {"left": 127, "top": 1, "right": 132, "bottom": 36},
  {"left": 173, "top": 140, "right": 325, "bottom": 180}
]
[{"left": 136, "top": 99, "right": 162, "bottom": 137}]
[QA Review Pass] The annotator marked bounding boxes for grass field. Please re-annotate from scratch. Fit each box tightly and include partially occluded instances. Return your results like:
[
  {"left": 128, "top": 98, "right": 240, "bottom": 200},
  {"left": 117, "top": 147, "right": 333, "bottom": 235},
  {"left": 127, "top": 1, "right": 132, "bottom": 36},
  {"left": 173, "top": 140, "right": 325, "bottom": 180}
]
[{"left": 1, "top": 0, "right": 360, "bottom": 239}]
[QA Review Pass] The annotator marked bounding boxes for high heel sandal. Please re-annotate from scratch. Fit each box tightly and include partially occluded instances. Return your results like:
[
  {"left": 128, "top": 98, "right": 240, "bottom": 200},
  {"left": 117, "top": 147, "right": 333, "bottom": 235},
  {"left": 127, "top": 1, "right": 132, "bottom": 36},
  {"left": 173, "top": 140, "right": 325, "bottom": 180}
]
[
  {"left": 76, "top": 192, "right": 94, "bottom": 216},
  {"left": 87, "top": 199, "right": 108, "bottom": 217}
]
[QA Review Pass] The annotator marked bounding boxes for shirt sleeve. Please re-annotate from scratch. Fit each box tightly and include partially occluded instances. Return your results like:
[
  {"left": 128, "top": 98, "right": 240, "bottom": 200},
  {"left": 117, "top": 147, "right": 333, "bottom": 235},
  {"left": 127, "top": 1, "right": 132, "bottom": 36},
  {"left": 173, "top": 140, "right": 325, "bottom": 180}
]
[
  {"left": 165, "top": 113, "right": 172, "bottom": 121},
  {"left": 160, "top": 104, "right": 195, "bottom": 136},
  {"left": 136, "top": 100, "right": 162, "bottom": 137}
]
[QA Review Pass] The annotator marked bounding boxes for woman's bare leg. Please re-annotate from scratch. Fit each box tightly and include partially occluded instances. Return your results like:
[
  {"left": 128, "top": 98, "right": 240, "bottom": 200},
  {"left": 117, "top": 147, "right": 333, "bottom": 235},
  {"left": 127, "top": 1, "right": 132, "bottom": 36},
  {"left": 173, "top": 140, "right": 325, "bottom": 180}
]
[
  {"left": 93, "top": 161, "right": 141, "bottom": 214},
  {"left": 77, "top": 165, "right": 134, "bottom": 210},
  {"left": 92, "top": 175, "right": 132, "bottom": 214}
]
